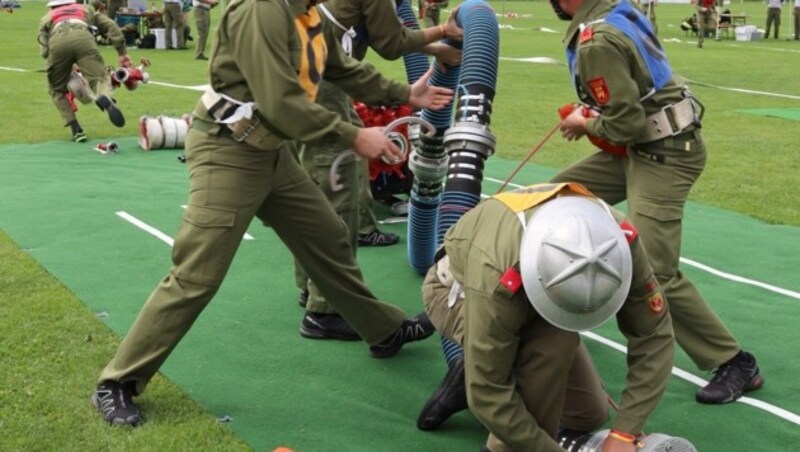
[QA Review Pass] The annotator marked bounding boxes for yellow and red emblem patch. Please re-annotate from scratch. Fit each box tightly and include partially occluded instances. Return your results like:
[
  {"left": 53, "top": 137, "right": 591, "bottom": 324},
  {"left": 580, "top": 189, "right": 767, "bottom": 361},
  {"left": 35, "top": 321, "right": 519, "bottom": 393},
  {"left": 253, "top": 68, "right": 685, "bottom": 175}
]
[
  {"left": 587, "top": 78, "right": 610, "bottom": 105},
  {"left": 648, "top": 292, "right": 665, "bottom": 313}
]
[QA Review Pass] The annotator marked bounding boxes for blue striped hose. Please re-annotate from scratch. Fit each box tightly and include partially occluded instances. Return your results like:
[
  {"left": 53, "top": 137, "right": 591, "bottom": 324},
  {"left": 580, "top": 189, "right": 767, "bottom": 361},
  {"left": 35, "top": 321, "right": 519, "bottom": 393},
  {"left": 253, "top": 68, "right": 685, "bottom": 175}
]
[
  {"left": 396, "top": 0, "right": 430, "bottom": 84},
  {"left": 407, "top": 0, "right": 498, "bottom": 274}
]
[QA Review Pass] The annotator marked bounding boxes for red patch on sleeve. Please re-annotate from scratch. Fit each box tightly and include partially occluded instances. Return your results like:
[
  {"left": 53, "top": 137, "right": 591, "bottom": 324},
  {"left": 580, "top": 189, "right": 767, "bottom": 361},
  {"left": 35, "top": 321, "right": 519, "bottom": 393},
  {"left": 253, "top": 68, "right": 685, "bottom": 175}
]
[
  {"left": 500, "top": 267, "right": 523, "bottom": 294},
  {"left": 619, "top": 220, "right": 638, "bottom": 244},
  {"left": 579, "top": 27, "right": 594, "bottom": 44},
  {"left": 587, "top": 77, "right": 610, "bottom": 105}
]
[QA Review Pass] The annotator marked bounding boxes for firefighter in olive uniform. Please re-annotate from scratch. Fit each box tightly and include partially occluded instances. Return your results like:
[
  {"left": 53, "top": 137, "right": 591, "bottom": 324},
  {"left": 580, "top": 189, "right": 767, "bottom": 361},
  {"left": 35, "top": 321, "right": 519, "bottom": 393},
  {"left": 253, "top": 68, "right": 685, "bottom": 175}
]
[
  {"left": 419, "top": 0, "right": 449, "bottom": 27},
  {"left": 551, "top": 0, "right": 762, "bottom": 403},
  {"left": 415, "top": 0, "right": 763, "bottom": 434},
  {"left": 294, "top": 0, "right": 461, "bottom": 341},
  {"left": 421, "top": 183, "right": 674, "bottom": 451},
  {"left": 39, "top": 0, "right": 129, "bottom": 142},
  {"left": 91, "top": 0, "right": 454, "bottom": 426}
]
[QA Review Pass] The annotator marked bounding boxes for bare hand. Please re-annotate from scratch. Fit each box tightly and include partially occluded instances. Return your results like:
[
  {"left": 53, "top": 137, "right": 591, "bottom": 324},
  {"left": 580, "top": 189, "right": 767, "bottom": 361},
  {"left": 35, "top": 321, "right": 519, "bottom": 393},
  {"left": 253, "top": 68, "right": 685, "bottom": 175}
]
[
  {"left": 119, "top": 54, "right": 133, "bottom": 68},
  {"left": 424, "top": 42, "right": 461, "bottom": 67},
  {"left": 409, "top": 66, "right": 454, "bottom": 111},
  {"left": 444, "top": 8, "right": 464, "bottom": 41},
  {"left": 560, "top": 107, "right": 588, "bottom": 141},
  {"left": 354, "top": 127, "right": 403, "bottom": 162}
]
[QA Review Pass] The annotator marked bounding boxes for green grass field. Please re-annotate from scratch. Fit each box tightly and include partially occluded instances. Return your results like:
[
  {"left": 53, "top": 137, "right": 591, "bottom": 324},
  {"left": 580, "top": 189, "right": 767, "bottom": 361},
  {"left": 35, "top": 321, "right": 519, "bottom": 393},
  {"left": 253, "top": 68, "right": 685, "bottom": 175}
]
[{"left": 1, "top": 1, "right": 798, "bottom": 450}]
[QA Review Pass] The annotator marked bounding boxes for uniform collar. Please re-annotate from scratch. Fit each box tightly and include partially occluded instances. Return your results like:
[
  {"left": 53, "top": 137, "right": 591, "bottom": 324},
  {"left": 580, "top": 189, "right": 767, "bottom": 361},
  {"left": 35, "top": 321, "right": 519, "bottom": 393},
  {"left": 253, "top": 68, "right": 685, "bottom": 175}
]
[{"left": 563, "top": 0, "right": 606, "bottom": 48}]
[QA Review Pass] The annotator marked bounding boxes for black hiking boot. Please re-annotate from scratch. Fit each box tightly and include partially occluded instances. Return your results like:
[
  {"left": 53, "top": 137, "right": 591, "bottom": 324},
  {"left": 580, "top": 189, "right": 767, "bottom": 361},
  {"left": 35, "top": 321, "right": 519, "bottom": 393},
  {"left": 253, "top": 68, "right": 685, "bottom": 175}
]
[
  {"left": 91, "top": 380, "right": 141, "bottom": 426},
  {"left": 369, "top": 313, "right": 435, "bottom": 359},
  {"left": 696, "top": 351, "right": 764, "bottom": 404},
  {"left": 417, "top": 355, "right": 468, "bottom": 430},
  {"left": 300, "top": 312, "right": 360, "bottom": 341}
]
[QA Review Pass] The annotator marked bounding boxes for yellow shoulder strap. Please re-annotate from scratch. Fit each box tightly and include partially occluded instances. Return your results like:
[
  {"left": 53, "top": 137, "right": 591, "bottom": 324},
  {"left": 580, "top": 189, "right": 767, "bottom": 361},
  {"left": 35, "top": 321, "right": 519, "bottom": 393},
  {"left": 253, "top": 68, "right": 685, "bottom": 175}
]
[{"left": 492, "top": 182, "right": 595, "bottom": 213}]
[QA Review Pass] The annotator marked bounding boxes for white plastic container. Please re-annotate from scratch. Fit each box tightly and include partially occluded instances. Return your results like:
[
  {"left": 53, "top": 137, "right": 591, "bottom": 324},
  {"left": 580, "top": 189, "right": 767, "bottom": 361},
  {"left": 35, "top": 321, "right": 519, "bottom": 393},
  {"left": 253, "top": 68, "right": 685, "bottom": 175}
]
[
  {"left": 151, "top": 28, "right": 180, "bottom": 49},
  {"left": 735, "top": 25, "right": 757, "bottom": 41}
]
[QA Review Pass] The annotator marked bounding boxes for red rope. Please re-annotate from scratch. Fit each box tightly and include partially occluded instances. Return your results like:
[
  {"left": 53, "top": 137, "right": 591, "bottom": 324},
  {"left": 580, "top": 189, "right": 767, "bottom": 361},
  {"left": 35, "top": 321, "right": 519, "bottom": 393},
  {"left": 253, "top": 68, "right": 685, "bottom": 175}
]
[{"left": 495, "top": 120, "right": 562, "bottom": 194}]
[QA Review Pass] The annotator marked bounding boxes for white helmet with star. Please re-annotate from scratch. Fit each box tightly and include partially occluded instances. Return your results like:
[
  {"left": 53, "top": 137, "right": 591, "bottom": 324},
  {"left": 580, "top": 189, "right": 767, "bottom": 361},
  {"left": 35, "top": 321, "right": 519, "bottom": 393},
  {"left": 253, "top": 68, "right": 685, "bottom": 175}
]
[{"left": 519, "top": 196, "right": 632, "bottom": 332}]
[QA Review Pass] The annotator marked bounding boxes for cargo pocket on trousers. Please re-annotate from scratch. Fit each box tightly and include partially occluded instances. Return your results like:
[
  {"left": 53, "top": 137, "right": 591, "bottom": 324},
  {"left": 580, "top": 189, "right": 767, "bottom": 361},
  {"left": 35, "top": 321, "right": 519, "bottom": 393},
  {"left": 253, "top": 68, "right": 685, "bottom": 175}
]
[
  {"left": 172, "top": 205, "right": 238, "bottom": 286},
  {"left": 637, "top": 200, "right": 683, "bottom": 223}
]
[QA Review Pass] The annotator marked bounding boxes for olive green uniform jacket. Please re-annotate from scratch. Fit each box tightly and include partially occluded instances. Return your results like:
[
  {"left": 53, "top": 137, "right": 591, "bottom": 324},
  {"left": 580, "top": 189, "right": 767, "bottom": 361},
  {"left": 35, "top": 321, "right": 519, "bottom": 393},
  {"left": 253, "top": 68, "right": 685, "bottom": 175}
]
[
  {"left": 99, "top": 0, "right": 416, "bottom": 393},
  {"left": 431, "top": 184, "right": 674, "bottom": 451},
  {"left": 551, "top": 0, "right": 740, "bottom": 372},
  {"left": 38, "top": 4, "right": 126, "bottom": 125}
]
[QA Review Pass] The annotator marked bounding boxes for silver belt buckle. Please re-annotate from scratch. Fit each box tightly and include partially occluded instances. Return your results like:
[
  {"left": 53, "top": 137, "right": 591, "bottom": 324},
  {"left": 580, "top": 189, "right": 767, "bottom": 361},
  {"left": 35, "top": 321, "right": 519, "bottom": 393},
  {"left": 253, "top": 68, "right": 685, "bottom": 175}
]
[
  {"left": 230, "top": 116, "right": 259, "bottom": 142},
  {"left": 659, "top": 104, "right": 681, "bottom": 137}
]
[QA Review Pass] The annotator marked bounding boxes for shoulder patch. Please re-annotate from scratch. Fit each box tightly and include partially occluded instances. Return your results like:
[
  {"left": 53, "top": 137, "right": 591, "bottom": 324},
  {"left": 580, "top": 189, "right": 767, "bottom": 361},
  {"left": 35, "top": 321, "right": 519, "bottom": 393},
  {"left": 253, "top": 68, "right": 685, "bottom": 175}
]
[
  {"left": 579, "top": 26, "right": 594, "bottom": 44},
  {"left": 619, "top": 219, "right": 638, "bottom": 244},
  {"left": 500, "top": 266, "right": 523, "bottom": 295},
  {"left": 587, "top": 77, "right": 610, "bottom": 106}
]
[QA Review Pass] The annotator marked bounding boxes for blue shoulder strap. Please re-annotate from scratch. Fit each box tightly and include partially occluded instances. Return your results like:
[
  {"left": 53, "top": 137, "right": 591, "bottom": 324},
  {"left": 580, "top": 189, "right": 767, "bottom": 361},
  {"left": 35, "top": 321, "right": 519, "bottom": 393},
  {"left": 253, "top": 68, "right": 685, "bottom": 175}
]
[
  {"left": 567, "top": 0, "right": 671, "bottom": 94},
  {"left": 605, "top": 0, "right": 671, "bottom": 90}
]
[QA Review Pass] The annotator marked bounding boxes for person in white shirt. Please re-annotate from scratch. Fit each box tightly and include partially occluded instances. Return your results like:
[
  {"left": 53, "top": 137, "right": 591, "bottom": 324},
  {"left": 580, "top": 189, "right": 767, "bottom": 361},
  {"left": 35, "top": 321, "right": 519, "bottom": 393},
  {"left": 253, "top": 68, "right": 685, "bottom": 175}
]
[{"left": 765, "top": 0, "right": 782, "bottom": 39}]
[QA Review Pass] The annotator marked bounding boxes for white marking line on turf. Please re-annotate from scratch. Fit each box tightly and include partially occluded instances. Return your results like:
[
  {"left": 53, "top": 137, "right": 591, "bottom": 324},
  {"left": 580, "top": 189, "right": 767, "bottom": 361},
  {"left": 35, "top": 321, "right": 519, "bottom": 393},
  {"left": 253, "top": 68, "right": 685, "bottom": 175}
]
[
  {"left": 147, "top": 81, "right": 209, "bottom": 91},
  {"left": 582, "top": 331, "right": 800, "bottom": 426},
  {"left": 116, "top": 211, "right": 175, "bottom": 247},
  {"left": 684, "top": 79, "right": 800, "bottom": 101},
  {"left": 180, "top": 205, "right": 253, "bottom": 240},
  {"left": 0, "top": 66, "right": 28, "bottom": 72},
  {"left": 484, "top": 177, "right": 799, "bottom": 300},
  {"left": 681, "top": 257, "right": 799, "bottom": 299},
  {"left": 494, "top": 58, "right": 800, "bottom": 100},
  {"left": 500, "top": 56, "right": 564, "bottom": 65}
]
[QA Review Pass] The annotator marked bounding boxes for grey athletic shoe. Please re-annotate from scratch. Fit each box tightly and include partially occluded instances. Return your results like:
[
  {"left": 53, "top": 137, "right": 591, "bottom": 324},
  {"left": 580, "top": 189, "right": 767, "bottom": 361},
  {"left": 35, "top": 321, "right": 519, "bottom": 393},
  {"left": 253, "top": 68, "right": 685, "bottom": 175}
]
[
  {"left": 369, "top": 313, "right": 435, "bottom": 359},
  {"left": 696, "top": 351, "right": 764, "bottom": 404},
  {"left": 357, "top": 229, "right": 400, "bottom": 247},
  {"left": 300, "top": 312, "right": 360, "bottom": 341},
  {"left": 92, "top": 380, "right": 141, "bottom": 426}
]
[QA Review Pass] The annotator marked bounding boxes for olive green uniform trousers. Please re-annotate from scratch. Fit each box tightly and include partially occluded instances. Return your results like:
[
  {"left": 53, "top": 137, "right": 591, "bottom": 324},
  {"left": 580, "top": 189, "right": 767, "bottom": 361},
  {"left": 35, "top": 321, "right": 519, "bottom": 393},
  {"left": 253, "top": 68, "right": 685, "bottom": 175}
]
[
  {"left": 163, "top": 2, "right": 186, "bottom": 49},
  {"left": 293, "top": 81, "right": 377, "bottom": 314},
  {"left": 696, "top": 7, "right": 716, "bottom": 46},
  {"left": 193, "top": 6, "right": 210, "bottom": 58},
  {"left": 106, "top": 0, "right": 123, "bottom": 21},
  {"left": 46, "top": 25, "right": 113, "bottom": 125},
  {"left": 552, "top": 136, "right": 740, "bottom": 371},
  {"left": 100, "top": 127, "right": 405, "bottom": 393}
]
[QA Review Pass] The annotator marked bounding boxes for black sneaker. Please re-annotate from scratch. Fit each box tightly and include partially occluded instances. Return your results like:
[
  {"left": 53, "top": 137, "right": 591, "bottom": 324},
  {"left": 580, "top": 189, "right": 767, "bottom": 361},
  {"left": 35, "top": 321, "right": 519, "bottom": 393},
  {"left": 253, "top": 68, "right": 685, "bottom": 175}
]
[
  {"left": 91, "top": 380, "right": 141, "bottom": 426},
  {"left": 417, "top": 355, "right": 468, "bottom": 430},
  {"left": 357, "top": 230, "right": 400, "bottom": 247},
  {"left": 298, "top": 289, "right": 309, "bottom": 308},
  {"left": 72, "top": 131, "right": 88, "bottom": 143},
  {"left": 696, "top": 351, "right": 764, "bottom": 404},
  {"left": 300, "top": 312, "right": 361, "bottom": 341},
  {"left": 369, "top": 313, "right": 435, "bottom": 359},
  {"left": 96, "top": 94, "right": 125, "bottom": 128}
]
